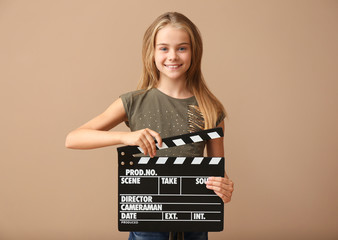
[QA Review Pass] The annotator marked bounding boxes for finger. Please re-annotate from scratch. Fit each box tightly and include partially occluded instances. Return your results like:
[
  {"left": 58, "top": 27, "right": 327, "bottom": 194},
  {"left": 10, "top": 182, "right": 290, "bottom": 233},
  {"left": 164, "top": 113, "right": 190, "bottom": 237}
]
[
  {"left": 140, "top": 137, "right": 153, "bottom": 157},
  {"left": 148, "top": 129, "right": 162, "bottom": 148},
  {"left": 206, "top": 183, "right": 232, "bottom": 196},
  {"left": 207, "top": 177, "right": 233, "bottom": 185},
  {"left": 138, "top": 140, "right": 148, "bottom": 156},
  {"left": 213, "top": 188, "right": 232, "bottom": 203},
  {"left": 215, "top": 191, "right": 231, "bottom": 203},
  {"left": 210, "top": 177, "right": 234, "bottom": 189},
  {"left": 214, "top": 190, "right": 229, "bottom": 202},
  {"left": 206, "top": 184, "right": 232, "bottom": 198},
  {"left": 206, "top": 178, "right": 234, "bottom": 195},
  {"left": 144, "top": 130, "right": 157, "bottom": 157}
]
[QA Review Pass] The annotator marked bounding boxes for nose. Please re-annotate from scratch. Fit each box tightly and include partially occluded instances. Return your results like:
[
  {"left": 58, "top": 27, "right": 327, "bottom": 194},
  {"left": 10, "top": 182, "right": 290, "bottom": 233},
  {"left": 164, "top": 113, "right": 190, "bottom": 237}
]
[{"left": 168, "top": 50, "right": 178, "bottom": 61}]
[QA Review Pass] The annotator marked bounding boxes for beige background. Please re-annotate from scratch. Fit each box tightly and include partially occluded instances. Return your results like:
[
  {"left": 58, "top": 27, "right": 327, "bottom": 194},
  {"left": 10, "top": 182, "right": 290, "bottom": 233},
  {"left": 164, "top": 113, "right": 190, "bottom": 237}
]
[{"left": 1, "top": 0, "right": 337, "bottom": 239}]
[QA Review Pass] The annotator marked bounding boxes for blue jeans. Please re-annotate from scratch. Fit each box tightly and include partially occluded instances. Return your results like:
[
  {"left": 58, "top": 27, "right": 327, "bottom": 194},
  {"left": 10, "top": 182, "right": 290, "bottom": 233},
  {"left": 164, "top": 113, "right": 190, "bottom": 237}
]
[{"left": 128, "top": 232, "right": 208, "bottom": 240}]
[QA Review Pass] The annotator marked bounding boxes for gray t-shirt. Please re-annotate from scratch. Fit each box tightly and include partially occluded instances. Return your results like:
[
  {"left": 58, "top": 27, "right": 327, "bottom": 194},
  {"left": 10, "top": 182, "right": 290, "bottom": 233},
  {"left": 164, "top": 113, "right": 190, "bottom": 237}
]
[{"left": 120, "top": 88, "right": 223, "bottom": 157}]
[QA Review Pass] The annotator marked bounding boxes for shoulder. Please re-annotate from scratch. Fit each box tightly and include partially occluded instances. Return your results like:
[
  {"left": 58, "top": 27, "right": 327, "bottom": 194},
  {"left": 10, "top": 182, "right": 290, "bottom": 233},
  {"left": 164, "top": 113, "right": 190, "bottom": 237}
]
[
  {"left": 120, "top": 89, "right": 157, "bottom": 110},
  {"left": 121, "top": 88, "right": 162, "bottom": 98},
  {"left": 120, "top": 89, "right": 148, "bottom": 100},
  {"left": 120, "top": 89, "right": 148, "bottom": 104}
]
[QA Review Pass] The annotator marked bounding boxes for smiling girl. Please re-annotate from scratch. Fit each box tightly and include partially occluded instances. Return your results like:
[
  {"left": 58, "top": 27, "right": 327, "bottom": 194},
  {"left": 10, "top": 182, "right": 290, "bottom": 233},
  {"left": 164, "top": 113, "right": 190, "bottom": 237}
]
[{"left": 66, "top": 12, "right": 234, "bottom": 240}]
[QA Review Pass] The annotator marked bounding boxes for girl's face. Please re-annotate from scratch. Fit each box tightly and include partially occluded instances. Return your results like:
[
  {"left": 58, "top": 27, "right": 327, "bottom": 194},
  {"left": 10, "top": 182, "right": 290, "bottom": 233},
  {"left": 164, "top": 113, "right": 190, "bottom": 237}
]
[{"left": 154, "top": 25, "right": 191, "bottom": 83}]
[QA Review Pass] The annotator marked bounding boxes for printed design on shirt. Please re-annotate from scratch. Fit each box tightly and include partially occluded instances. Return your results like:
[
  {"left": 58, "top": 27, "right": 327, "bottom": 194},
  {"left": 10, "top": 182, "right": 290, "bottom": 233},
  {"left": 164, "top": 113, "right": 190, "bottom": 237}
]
[{"left": 187, "top": 105, "right": 204, "bottom": 133}]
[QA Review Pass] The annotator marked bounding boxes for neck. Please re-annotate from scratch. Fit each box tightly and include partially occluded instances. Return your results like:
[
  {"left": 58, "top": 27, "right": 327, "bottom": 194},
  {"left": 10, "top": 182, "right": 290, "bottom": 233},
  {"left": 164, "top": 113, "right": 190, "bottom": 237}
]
[{"left": 156, "top": 77, "right": 193, "bottom": 99}]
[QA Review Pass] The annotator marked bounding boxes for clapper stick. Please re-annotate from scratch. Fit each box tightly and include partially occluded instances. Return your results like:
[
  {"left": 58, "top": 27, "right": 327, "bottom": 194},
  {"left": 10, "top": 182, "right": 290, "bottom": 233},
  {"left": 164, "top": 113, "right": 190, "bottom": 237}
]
[{"left": 117, "top": 127, "right": 225, "bottom": 235}]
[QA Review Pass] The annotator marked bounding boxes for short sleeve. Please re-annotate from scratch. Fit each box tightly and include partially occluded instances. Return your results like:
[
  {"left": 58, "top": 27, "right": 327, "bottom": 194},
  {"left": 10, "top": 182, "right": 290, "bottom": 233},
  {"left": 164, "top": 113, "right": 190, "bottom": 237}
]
[{"left": 119, "top": 92, "right": 133, "bottom": 128}]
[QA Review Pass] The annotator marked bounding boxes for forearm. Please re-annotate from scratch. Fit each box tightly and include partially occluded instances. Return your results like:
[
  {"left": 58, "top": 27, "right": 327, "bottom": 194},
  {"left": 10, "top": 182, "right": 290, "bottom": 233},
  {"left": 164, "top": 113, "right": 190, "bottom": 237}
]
[{"left": 65, "top": 129, "right": 127, "bottom": 149}]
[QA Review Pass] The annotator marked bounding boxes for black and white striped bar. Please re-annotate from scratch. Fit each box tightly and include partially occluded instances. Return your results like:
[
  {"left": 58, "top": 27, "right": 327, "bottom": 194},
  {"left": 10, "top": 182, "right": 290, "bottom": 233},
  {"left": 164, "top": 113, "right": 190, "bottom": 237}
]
[
  {"left": 117, "top": 127, "right": 224, "bottom": 156},
  {"left": 137, "top": 156, "right": 222, "bottom": 165},
  {"left": 117, "top": 128, "right": 224, "bottom": 232}
]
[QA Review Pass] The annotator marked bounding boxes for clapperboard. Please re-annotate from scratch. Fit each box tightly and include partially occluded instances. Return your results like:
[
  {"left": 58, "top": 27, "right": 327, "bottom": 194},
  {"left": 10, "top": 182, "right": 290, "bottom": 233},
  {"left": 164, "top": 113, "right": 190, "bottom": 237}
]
[{"left": 117, "top": 127, "right": 224, "bottom": 232}]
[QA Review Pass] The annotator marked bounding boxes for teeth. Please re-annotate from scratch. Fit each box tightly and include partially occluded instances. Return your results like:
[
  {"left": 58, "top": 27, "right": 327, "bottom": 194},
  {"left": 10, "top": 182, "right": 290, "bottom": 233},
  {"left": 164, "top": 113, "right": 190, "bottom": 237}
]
[{"left": 166, "top": 65, "right": 180, "bottom": 69}]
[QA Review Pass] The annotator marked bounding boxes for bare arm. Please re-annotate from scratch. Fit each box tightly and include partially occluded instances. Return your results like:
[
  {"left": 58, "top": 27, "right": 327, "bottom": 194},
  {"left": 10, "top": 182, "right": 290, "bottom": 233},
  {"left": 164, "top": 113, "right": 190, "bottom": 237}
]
[
  {"left": 206, "top": 121, "right": 225, "bottom": 157},
  {"left": 65, "top": 98, "right": 162, "bottom": 157},
  {"left": 205, "top": 120, "right": 234, "bottom": 203}
]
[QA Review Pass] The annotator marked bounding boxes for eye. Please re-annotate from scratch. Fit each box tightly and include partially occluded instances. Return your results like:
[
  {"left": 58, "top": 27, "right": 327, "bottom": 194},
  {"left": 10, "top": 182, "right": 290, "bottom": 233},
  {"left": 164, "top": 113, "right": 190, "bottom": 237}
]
[
  {"left": 159, "top": 47, "right": 168, "bottom": 51},
  {"left": 179, "top": 47, "right": 186, "bottom": 51}
]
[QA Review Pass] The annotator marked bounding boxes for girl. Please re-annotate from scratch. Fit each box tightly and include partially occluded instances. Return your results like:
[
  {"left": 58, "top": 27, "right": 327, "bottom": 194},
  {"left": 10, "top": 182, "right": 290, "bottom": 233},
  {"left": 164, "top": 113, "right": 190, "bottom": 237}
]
[{"left": 66, "top": 12, "right": 234, "bottom": 240}]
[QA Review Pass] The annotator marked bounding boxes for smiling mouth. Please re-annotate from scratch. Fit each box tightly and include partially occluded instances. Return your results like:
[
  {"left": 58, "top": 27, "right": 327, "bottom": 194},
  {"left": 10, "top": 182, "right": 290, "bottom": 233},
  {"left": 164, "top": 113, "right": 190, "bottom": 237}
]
[{"left": 164, "top": 64, "right": 183, "bottom": 69}]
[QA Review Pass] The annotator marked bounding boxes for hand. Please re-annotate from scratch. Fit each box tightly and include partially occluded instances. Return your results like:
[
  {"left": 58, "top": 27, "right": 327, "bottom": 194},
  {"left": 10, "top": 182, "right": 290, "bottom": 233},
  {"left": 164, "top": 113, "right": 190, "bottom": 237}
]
[
  {"left": 121, "top": 128, "right": 162, "bottom": 158},
  {"left": 206, "top": 176, "right": 234, "bottom": 203}
]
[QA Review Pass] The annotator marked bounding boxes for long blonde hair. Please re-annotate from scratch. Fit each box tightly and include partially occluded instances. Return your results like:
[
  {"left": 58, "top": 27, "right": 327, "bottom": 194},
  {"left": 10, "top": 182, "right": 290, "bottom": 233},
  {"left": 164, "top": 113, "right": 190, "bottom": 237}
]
[{"left": 138, "top": 12, "right": 226, "bottom": 129}]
